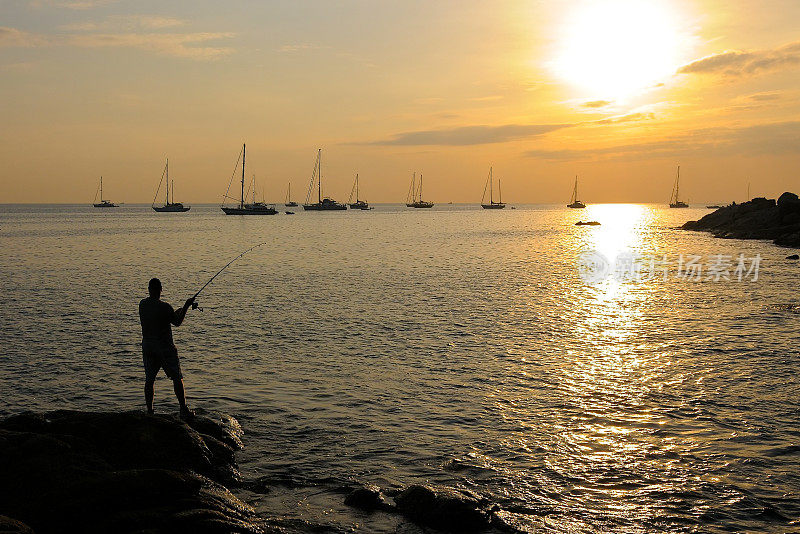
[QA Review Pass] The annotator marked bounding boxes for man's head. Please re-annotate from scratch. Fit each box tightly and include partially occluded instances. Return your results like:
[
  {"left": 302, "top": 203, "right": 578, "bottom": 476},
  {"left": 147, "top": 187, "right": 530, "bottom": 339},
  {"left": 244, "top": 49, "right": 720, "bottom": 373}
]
[{"left": 148, "top": 278, "right": 162, "bottom": 298}]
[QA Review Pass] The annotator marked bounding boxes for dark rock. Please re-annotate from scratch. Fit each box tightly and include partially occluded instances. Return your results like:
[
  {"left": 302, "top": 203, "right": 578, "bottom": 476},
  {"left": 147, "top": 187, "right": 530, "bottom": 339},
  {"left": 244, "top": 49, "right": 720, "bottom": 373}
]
[
  {"left": 786, "top": 254, "right": 799, "bottom": 260},
  {"left": 189, "top": 408, "right": 245, "bottom": 451},
  {"left": 0, "top": 516, "right": 34, "bottom": 533},
  {"left": 344, "top": 484, "right": 392, "bottom": 512},
  {"left": 394, "top": 484, "right": 493, "bottom": 532},
  {"left": 682, "top": 193, "right": 800, "bottom": 248},
  {"left": 777, "top": 191, "right": 800, "bottom": 208},
  {"left": 0, "top": 410, "right": 262, "bottom": 534}
]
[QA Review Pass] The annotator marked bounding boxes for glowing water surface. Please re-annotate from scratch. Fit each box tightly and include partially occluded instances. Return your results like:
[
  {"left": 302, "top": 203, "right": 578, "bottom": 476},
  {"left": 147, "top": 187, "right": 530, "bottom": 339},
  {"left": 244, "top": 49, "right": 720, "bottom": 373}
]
[{"left": 0, "top": 203, "right": 797, "bottom": 533}]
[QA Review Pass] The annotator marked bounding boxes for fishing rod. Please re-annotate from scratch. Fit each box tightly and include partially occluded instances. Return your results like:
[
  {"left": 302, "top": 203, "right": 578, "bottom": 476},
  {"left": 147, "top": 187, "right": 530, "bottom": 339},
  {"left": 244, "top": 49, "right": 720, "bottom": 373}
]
[{"left": 190, "top": 242, "right": 269, "bottom": 310}]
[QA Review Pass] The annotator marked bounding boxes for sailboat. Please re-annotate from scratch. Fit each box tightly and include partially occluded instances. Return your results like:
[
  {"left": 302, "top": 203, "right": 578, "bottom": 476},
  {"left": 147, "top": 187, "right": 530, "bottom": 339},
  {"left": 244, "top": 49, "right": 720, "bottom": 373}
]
[
  {"left": 669, "top": 165, "right": 689, "bottom": 208},
  {"left": 406, "top": 172, "right": 434, "bottom": 208},
  {"left": 221, "top": 144, "right": 278, "bottom": 215},
  {"left": 152, "top": 159, "right": 190, "bottom": 212},
  {"left": 92, "top": 176, "right": 118, "bottom": 208},
  {"left": 567, "top": 176, "right": 586, "bottom": 209},
  {"left": 480, "top": 167, "right": 505, "bottom": 209},
  {"left": 285, "top": 182, "right": 298, "bottom": 207},
  {"left": 348, "top": 174, "right": 371, "bottom": 210},
  {"left": 302, "top": 149, "right": 347, "bottom": 210}
]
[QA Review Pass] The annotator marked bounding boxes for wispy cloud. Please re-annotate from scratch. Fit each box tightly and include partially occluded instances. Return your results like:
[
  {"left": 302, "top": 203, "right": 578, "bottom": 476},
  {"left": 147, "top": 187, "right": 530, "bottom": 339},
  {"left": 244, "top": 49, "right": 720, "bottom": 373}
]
[
  {"left": 68, "top": 32, "right": 234, "bottom": 59},
  {"left": 363, "top": 123, "right": 572, "bottom": 146},
  {"left": 468, "top": 95, "right": 504, "bottom": 102},
  {"left": 526, "top": 121, "right": 800, "bottom": 160},
  {"left": 593, "top": 112, "right": 655, "bottom": 125},
  {"left": 582, "top": 100, "right": 613, "bottom": 108},
  {"left": 360, "top": 111, "right": 657, "bottom": 146},
  {"left": 743, "top": 91, "right": 784, "bottom": 102},
  {"left": 0, "top": 26, "right": 49, "bottom": 47},
  {"left": 278, "top": 43, "right": 327, "bottom": 53},
  {"left": 0, "top": 25, "right": 233, "bottom": 60},
  {"left": 30, "top": 0, "right": 118, "bottom": 9},
  {"left": 61, "top": 15, "right": 185, "bottom": 31},
  {"left": 678, "top": 40, "right": 800, "bottom": 77}
]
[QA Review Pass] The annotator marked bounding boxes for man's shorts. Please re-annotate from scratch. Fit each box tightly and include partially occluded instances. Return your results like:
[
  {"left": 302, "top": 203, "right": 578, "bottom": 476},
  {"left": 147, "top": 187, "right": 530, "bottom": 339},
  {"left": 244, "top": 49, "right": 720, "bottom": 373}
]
[{"left": 142, "top": 340, "right": 183, "bottom": 381}]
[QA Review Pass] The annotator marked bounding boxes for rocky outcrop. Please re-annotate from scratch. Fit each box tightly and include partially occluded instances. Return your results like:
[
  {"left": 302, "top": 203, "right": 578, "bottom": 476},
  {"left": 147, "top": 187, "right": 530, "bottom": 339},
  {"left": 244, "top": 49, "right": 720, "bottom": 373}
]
[
  {"left": 393, "top": 484, "right": 495, "bottom": 532},
  {"left": 0, "top": 409, "right": 263, "bottom": 534},
  {"left": 682, "top": 193, "right": 800, "bottom": 248},
  {"left": 343, "top": 484, "right": 393, "bottom": 512}
]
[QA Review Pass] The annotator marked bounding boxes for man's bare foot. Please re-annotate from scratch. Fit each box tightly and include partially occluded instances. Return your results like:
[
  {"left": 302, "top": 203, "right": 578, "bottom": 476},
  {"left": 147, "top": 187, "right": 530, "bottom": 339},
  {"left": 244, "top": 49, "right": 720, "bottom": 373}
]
[
  {"left": 179, "top": 407, "right": 195, "bottom": 420},
  {"left": 146, "top": 409, "right": 155, "bottom": 415}
]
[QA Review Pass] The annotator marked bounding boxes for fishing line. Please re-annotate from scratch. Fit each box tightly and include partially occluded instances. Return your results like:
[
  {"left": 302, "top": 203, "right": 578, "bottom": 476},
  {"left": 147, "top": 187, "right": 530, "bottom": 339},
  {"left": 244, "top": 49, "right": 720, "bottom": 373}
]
[{"left": 191, "top": 242, "right": 269, "bottom": 310}]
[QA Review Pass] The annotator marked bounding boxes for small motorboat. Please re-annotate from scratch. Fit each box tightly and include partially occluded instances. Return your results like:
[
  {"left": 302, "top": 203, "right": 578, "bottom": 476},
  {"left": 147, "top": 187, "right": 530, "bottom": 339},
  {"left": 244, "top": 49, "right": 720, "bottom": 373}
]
[
  {"left": 575, "top": 221, "right": 601, "bottom": 226},
  {"left": 285, "top": 211, "right": 295, "bottom": 215}
]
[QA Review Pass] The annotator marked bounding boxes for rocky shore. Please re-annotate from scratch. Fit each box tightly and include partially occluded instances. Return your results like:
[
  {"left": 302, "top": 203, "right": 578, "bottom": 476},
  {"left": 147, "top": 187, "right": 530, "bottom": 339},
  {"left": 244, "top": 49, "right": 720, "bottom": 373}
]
[
  {"left": 682, "top": 192, "right": 800, "bottom": 248},
  {"left": 0, "top": 409, "right": 262, "bottom": 534},
  {"left": 0, "top": 410, "right": 520, "bottom": 533}
]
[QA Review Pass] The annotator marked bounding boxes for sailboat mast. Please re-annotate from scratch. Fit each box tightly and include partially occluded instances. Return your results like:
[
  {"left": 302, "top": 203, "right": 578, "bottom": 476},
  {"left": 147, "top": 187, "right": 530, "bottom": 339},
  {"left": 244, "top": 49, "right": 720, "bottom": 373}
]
[
  {"left": 419, "top": 174, "right": 423, "bottom": 202},
  {"left": 490, "top": 167, "right": 493, "bottom": 204},
  {"left": 241, "top": 144, "right": 246, "bottom": 209},
  {"left": 676, "top": 165, "right": 680, "bottom": 202},
  {"left": 166, "top": 159, "right": 169, "bottom": 205},
  {"left": 572, "top": 176, "right": 578, "bottom": 203},
  {"left": 498, "top": 178, "right": 502, "bottom": 204},
  {"left": 318, "top": 149, "right": 322, "bottom": 203},
  {"left": 100, "top": 176, "right": 103, "bottom": 202},
  {"left": 356, "top": 173, "right": 359, "bottom": 202}
]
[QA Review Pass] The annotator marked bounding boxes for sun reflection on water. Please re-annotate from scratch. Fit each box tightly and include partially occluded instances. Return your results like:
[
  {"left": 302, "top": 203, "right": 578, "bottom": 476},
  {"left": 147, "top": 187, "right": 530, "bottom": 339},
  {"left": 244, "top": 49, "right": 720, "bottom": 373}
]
[{"left": 519, "top": 204, "right": 681, "bottom": 530}]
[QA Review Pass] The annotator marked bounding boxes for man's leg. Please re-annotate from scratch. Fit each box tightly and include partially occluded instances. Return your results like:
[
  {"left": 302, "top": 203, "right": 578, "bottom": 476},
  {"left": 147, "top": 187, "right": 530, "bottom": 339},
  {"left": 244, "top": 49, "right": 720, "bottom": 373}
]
[
  {"left": 145, "top": 378, "right": 155, "bottom": 415},
  {"left": 164, "top": 348, "right": 192, "bottom": 418},
  {"left": 172, "top": 378, "right": 187, "bottom": 410},
  {"left": 143, "top": 347, "right": 158, "bottom": 415}
]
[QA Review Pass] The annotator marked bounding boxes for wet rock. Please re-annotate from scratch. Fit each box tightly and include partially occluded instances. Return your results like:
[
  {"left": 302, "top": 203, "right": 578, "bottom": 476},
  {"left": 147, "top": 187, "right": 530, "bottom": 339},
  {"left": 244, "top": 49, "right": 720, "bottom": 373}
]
[
  {"left": 682, "top": 194, "right": 800, "bottom": 248},
  {"left": 189, "top": 407, "right": 245, "bottom": 451},
  {"left": 344, "top": 484, "right": 393, "bottom": 512},
  {"left": 394, "top": 484, "right": 493, "bottom": 532},
  {"left": 0, "top": 410, "right": 262, "bottom": 534},
  {"left": 0, "top": 516, "right": 34, "bottom": 533},
  {"left": 395, "top": 523, "right": 427, "bottom": 534}
]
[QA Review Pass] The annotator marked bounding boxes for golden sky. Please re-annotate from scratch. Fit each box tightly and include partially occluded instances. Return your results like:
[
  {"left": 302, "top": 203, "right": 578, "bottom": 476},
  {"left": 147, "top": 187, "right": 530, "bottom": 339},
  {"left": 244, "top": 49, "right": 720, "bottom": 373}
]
[{"left": 1, "top": 0, "right": 798, "bottom": 204}]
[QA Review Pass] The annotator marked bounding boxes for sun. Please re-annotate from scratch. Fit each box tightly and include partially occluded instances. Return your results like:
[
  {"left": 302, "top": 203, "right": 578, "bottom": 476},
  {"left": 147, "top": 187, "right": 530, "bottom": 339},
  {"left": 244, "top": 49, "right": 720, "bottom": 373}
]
[{"left": 551, "top": 0, "right": 688, "bottom": 101}]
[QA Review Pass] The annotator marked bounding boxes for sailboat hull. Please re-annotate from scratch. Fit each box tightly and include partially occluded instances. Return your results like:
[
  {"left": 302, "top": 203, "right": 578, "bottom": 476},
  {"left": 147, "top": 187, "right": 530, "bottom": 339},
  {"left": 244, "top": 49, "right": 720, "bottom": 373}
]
[
  {"left": 407, "top": 202, "right": 434, "bottom": 208},
  {"left": 669, "top": 202, "right": 689, "bottom": 208},
  {"left": 93, "top": 202, "right": 118, "bottom": 208},
  {"left": 567, "top": 202, "right": 586, "bottom": 209},
  {"left": 153, "top": 204, "right": 190, "bottom": 212},
  {"left": 285, "top": 202, "right": 298, "bottom": 207},
  {"left": 481, "top": 203, "right": 505, "bottom": 209},
  {"left": 222, "top": 206, "right": 278, "bottom": 215},
  {"left": 302, "top": 203, "right": 347, "bottom": 211}
]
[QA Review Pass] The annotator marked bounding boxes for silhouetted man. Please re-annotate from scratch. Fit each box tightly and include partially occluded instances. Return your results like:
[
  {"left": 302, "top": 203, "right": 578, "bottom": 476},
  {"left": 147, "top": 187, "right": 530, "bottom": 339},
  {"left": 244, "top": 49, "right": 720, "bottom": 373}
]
[{"left": 139, "top": 278, "right": 195, "bottom": 418}]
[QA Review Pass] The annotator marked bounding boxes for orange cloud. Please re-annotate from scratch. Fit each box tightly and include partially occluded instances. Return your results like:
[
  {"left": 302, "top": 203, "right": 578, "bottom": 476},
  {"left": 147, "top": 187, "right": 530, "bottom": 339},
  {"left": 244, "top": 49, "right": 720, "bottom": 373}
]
[
  {"left": 679, "top": 41, "right": 800, "bottom": 77},
  {"left": 526, "top": 121, "right": 800, "bottom": 160},
  {"left": 0, "top": 25, "right": 234, "bottom": 60}
]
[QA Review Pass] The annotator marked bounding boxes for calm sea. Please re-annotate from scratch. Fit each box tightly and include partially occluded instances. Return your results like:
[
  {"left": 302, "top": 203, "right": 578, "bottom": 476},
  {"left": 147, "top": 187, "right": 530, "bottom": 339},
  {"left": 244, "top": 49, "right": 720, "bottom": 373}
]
[{"left": 1, "top": 203, "right": 798, "bottom": 533}]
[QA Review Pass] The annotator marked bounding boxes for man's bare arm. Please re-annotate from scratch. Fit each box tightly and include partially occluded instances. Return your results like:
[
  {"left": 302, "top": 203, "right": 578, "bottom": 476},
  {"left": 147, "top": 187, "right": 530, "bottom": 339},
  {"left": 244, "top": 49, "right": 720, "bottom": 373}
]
[{"left": 172, "top": 297, "right": 196, "bottom": 327}]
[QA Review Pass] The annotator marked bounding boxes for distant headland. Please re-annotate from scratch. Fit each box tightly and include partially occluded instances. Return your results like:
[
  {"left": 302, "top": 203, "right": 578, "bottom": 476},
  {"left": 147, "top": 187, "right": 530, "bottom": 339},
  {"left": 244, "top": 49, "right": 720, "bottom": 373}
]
[{"left": 682, "top": 192, "right": 800, "bottom": 248}]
